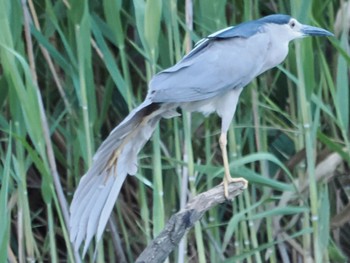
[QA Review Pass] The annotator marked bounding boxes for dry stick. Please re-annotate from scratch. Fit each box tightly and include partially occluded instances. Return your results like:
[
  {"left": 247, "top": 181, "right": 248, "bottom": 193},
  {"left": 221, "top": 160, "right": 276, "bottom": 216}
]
[
  {"left": 21, "top": 0, "right": 70, "bottom": 230},
  {"left": 21, "top": 1, "right": 81, "bottom": 262},
  {"left": 27, "top": 0, "right": 72, "bottom": 114},
  {"left": 178, "top": 1, "right": 194, "bottom": 262},
  {"left": 108, "top": 214, "right": 128, "bottom": 263},
  {"left": 135, "top": 182, "right": 246, "bottom": 263}
]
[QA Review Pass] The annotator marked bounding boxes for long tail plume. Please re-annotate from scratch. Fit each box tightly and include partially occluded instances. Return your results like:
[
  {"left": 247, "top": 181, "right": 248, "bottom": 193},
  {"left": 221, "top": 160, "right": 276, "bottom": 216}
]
[{"left": 69, "top": 100, "right": 177, "bottom": 255}]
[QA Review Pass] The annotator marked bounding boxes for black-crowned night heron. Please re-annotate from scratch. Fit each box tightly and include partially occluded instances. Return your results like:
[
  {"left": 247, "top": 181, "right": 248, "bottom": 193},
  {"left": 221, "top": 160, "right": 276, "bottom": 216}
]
[{"left": 69, "top": 14, "right": 333, "bottom": 254}]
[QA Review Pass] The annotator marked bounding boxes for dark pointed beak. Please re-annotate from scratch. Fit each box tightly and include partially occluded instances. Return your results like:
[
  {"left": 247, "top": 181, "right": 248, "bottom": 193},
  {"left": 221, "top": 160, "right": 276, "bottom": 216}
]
[{"left": 301, "top": 25, "right": 334, "bottom": 37}]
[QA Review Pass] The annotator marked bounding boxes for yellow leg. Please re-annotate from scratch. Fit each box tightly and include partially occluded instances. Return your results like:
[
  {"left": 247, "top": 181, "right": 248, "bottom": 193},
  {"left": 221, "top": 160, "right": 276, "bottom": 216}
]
[{"left": 219, "top": 132, "right": 248, "bottom": 198}]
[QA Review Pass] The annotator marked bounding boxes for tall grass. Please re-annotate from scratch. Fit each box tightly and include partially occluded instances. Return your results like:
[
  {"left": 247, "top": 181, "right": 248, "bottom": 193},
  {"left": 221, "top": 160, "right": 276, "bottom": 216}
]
[{"left": 1, "top": 0, "right": 349, "bottom": 262}]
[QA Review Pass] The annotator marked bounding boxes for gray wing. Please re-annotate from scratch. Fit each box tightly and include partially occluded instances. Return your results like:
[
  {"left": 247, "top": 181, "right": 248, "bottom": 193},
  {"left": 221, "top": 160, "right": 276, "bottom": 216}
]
[{"left": 147, "top": 32, "right": 271, "bottom": 103}]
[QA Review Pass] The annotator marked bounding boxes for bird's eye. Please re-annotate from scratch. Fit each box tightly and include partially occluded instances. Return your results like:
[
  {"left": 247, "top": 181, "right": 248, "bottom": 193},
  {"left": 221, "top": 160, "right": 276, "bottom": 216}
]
[{"left": 289, "top": 20, "right": 296, "bottom": 28}]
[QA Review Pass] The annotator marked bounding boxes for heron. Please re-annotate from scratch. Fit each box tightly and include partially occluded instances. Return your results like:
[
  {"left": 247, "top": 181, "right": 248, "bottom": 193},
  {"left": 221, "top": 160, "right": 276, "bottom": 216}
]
[{"left": 69, "top": 14, "right": 333, "bottom": 254}]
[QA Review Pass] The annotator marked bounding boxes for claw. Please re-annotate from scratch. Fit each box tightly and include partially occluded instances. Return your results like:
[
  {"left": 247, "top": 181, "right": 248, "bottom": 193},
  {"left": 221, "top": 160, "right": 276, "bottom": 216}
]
[{"left": 223, "top": 175, "right": 248, "bottom": 198}]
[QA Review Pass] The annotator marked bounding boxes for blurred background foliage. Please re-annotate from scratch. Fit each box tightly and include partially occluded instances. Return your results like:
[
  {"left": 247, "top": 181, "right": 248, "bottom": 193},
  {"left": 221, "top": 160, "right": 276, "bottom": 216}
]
[{"left": 0, "top": 0, "right": 350, "bottom": 262}]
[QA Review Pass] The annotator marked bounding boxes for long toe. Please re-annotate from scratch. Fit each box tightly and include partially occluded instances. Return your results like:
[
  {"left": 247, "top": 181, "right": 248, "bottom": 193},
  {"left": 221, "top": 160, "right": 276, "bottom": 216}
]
[
  {"left": 222, "top": 176, "right": 247, "bottom": 199},
  {"left": 227, "top": 177, "right": 248, "bottom": 189}
]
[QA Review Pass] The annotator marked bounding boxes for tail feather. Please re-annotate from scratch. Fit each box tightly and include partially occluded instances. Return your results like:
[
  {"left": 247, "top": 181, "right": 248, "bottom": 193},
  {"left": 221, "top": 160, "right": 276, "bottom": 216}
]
[
  {"left": 83, "top": 171, "right": 117, "bottom": 255},
  {"left": 69, "top": 174, "right": 105, "bottom": 241},
  {"left": 69, "top": 100, "right": 172, "bottom": 254}
]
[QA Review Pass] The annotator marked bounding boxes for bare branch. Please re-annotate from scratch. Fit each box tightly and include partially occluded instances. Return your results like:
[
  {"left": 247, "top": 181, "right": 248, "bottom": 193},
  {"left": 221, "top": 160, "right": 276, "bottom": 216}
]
[{"left": 136, "top": 182, "right": 246, "bottom": 263}]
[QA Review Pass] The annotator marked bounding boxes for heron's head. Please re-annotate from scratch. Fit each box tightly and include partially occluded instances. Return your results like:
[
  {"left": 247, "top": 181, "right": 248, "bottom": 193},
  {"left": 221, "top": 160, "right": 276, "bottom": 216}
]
[{"left": 260, "top": 14, "right": 334, "bottom": 42}]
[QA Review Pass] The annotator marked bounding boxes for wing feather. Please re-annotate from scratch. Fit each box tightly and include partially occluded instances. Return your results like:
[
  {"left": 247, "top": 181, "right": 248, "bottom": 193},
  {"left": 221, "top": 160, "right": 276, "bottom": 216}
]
[{"left": 148, "top": 32, "right": 271, "bottom": 103}]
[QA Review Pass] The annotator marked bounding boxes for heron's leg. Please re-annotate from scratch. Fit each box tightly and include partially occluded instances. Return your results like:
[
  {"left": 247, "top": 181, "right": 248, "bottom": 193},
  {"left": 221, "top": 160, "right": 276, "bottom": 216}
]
[{"left": 219, "top": 132, "right": 248, "bottom": 198}]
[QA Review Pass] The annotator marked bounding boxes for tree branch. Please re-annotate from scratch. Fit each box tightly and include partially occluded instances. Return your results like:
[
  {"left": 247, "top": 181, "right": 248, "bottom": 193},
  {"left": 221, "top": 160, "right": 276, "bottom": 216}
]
[{"left": 135, "top": 182, "right": 246, "bottom": 263}]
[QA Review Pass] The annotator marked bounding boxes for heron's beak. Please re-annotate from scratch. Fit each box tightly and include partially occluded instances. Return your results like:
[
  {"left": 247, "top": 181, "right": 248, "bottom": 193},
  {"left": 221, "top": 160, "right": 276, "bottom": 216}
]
[{"left": 301, "top": 25, "right": 334, "bottom": 37}]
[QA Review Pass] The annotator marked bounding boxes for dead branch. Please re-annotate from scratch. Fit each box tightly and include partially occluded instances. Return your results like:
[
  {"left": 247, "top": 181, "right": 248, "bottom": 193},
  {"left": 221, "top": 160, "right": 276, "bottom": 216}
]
[{"left": 135, "top": 182, "right": 246, "bottom": 263}]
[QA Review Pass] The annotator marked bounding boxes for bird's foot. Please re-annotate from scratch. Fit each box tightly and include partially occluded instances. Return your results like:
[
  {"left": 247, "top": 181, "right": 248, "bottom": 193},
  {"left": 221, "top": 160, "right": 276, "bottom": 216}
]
[{"left": 223, "top": 175, "right": 248, "bottom": 199}]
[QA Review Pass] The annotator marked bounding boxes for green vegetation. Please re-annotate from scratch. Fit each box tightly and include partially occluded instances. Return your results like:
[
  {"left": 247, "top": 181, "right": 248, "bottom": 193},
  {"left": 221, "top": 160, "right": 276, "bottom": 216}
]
[{"left": 1, "top": 0, "right": 349, "bottom": 262}]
